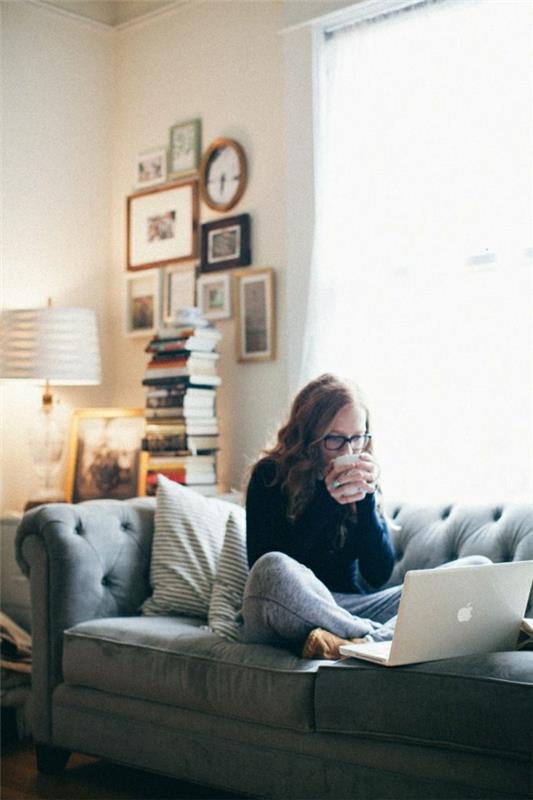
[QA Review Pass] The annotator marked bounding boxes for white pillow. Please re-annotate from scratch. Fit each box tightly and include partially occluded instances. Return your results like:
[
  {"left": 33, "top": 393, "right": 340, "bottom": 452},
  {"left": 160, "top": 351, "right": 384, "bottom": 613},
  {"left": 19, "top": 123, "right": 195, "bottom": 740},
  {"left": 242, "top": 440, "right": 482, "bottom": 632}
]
[
  {"left": 142, "top": 474, "right": 235, "bottom": 618},
  {"left": 208, "top": 509, "right": 249, "bottom": 641}
]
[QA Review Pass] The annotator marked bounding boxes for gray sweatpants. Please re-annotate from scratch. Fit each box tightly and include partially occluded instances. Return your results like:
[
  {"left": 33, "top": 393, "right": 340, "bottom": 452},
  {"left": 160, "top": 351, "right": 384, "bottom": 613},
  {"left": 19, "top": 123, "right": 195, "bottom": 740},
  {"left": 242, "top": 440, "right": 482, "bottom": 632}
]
[{"left": 241, "top": 551, "right": 491, "bottom": 650}]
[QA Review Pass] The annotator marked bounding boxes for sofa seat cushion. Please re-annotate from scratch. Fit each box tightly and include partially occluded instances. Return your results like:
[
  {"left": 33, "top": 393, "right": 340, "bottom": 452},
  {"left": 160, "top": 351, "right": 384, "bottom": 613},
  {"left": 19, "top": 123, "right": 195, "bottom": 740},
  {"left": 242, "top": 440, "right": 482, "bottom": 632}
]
[
  {"left": 63, "top": 616, "right": 319, "bottom": 732},
  {"left": 315, "top": 652, "right": 533, "bottom": 759}
]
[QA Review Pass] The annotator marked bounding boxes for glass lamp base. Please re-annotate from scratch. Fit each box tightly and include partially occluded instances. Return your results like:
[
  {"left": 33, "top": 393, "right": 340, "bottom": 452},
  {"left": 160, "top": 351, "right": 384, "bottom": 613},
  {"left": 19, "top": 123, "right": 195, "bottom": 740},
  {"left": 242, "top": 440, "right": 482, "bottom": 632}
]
[{"left": 26, "top": 399, "right": 67, "bottom": 510}]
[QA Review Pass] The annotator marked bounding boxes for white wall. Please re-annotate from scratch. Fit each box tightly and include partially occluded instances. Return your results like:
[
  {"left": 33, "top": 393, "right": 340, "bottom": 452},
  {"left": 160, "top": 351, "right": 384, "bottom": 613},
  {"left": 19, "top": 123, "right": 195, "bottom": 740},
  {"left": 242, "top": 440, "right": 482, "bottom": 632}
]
[
  {"left": 110, "top": 1, "right": 288, "bottom": 492},
  {"left": 1, "top": 1, "right": 114, "bottom": 511},
  {"left": 1, "top": 0, "right": 289, "bottom": 510}
]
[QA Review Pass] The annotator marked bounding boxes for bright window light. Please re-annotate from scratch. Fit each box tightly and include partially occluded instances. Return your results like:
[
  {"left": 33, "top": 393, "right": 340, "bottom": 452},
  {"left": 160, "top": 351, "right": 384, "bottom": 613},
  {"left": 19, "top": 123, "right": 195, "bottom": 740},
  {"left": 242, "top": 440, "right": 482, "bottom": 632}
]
[{"left": 302, "top": 0, "right": 533, "bottom": 504}]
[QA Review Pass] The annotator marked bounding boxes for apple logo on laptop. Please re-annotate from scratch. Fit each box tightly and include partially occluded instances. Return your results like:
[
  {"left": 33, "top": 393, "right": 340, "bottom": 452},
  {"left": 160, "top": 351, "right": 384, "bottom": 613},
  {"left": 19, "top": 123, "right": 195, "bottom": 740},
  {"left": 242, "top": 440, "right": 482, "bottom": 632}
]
[{"left": 457, "top": 602, "right": 473, "bottom": 623}]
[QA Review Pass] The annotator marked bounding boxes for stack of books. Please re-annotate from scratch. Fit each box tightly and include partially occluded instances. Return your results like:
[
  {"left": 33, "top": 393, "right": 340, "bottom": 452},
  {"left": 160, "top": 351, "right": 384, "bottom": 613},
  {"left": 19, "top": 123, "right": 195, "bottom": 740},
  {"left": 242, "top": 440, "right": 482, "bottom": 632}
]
[{"left": 141, "top": 311, "right": 222, "bottom": 496}]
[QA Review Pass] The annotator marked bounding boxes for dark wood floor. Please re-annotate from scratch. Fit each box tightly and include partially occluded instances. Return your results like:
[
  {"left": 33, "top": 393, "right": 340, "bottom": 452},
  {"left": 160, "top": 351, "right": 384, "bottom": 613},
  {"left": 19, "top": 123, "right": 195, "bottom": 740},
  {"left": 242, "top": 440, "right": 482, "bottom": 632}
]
[{"left": 1, "top": 709, "right": 250, "bottom": 800}]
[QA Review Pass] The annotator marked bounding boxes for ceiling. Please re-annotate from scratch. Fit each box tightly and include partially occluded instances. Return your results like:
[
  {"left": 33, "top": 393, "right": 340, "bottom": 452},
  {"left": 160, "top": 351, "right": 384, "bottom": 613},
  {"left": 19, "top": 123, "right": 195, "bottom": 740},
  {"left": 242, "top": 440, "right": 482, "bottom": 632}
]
[{"left": 39, "top": 0, "right": 180, "bottom": 27}]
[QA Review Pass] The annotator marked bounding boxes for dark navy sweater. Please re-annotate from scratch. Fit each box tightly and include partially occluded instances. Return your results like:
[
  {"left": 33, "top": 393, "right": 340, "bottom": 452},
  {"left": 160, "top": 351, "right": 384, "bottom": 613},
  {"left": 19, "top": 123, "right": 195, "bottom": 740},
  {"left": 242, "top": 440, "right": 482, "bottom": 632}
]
[{"left": 246, "top": 459, "right": 395, "bottom": 593}]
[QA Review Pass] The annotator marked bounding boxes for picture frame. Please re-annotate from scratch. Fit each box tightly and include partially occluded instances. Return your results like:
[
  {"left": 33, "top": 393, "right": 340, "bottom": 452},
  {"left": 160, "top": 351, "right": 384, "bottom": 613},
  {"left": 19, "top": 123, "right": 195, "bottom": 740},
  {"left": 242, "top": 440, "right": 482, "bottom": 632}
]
[
  {"left": 65, "top": 408, "right": 145, "bottom": 503},
  {"left": 197, "top": 273, "right": 232, "bottom": 320},
  {"left": 124, "top": 268, "right": 161, "bottom": 337},
  {"left": 234, "top": 267, "right": 275, "bottom": 362},
  {"left": 200, "top": 214, "right": 251, "bottom": 273},
  {"left": 126, "top": 180, "right": 199, "bottom": 271},
  {"left": 162, "top": 263, "right": 197, "bottom": 324},
  {"left": 168, "top": 118, "right": 201, "bottom": 179},
  {"left": 135, "top": 146, "right": 167, "bottom": 189}
]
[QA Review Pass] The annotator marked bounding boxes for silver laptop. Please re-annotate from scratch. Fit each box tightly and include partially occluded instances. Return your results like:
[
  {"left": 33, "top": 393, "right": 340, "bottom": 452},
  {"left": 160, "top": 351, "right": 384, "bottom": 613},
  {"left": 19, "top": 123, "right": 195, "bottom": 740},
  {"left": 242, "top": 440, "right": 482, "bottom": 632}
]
[{"left": 339, "top": 561, "right": 533, "bottom": 667}]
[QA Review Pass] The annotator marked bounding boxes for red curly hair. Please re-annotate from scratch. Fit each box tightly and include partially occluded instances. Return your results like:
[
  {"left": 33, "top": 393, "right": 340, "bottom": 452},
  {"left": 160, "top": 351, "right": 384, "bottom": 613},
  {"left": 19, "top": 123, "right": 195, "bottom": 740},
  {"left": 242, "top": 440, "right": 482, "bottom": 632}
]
[{"left": 253, "top": 373, "right": 373, "bottom": 520}]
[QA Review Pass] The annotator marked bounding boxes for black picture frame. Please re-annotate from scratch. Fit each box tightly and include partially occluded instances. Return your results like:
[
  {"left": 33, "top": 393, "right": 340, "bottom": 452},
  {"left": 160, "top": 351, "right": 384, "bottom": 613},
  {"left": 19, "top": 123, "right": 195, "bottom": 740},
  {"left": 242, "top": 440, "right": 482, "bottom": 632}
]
[{"left": 200, "top": 213, "right": 251, "bottom": 272}]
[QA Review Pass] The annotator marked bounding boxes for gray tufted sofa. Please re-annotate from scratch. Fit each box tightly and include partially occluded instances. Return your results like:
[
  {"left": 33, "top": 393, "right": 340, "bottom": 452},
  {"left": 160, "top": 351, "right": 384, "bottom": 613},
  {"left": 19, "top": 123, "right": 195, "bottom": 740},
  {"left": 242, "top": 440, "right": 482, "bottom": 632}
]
[{"left": 15, "top": 498, "right": 533, "bottom": 800}]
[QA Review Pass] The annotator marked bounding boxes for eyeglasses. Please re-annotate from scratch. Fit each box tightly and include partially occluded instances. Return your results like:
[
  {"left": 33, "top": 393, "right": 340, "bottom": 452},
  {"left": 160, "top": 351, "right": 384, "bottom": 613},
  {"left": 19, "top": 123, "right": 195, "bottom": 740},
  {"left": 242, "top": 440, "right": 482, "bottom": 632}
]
[{"left": 321, "top": 433, "right": 372, "bottom": 452}]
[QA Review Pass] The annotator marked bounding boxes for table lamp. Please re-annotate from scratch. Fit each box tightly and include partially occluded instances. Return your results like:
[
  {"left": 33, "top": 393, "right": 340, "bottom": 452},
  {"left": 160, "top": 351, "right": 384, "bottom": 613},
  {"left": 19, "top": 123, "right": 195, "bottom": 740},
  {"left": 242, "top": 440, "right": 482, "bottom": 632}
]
[{"left": 0, "top": 299, "right": 101, "bottom": 508}]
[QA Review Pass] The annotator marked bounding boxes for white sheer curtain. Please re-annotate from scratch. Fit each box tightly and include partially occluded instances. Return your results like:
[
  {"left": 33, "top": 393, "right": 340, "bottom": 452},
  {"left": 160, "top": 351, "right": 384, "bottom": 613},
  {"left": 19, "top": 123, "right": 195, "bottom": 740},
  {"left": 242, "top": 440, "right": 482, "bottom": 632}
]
[{"left": 301, "top": 0, "right": 533, "bottom": 504}]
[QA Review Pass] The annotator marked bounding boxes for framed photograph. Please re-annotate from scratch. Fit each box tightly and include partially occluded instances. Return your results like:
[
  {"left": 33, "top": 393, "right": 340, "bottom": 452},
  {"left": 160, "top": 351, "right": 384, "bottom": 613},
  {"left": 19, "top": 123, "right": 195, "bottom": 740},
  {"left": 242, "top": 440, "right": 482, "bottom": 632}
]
[
  {"left": 234, "top": 267, "right": 275, "bottom": 362},
  {"left": 127, "top": 180, "right": 199, "bottom": 271},
  {"left": 65, "top": 408, "right": 145, "bottom": 503},
  {"left": 168, "top": 118, "right": 201, "bottom": 179},
  {"left": 135, "top": 147, "right": 167, "bottom": 189},
  {"left": 163, "top": 263, "right": 197, "bottom": 324},
  {"left": 125, "top": 269, "right": 161, "bottom": 337},
  {"left": 197, "top": 273, "right": 231, "bottom": 320},
  {"left": 200, "top": 214, "right": 251, "bottom": 273}
]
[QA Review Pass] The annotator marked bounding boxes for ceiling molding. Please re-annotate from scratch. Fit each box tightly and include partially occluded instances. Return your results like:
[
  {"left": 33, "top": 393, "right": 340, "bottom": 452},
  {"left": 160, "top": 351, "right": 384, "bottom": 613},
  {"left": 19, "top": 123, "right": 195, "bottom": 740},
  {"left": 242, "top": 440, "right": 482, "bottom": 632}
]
[
  {"left": 26, "top": 0, "right": 192, "bottom": 32},
  {"left": 28, "top": 0, "right": 113, "bottom": 31},
  {"left": 114, "top": 0, "right": 192, "bottom": 32}
]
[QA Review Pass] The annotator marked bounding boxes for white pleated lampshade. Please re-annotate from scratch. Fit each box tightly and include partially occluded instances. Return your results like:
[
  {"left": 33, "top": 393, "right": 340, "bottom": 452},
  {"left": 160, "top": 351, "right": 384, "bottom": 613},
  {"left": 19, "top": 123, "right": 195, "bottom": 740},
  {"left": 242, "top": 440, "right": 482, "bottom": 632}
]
[{"left": 0, "top": 306, "right": 101, "bottom": 385}]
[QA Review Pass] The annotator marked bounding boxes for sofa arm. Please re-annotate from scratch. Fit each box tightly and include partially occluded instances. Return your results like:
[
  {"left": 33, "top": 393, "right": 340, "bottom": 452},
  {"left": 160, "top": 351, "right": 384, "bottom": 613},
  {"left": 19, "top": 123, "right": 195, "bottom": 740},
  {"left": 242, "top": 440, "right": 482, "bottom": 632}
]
[{"left": 15, "top": 498, "right": 155, "bottom": 742}]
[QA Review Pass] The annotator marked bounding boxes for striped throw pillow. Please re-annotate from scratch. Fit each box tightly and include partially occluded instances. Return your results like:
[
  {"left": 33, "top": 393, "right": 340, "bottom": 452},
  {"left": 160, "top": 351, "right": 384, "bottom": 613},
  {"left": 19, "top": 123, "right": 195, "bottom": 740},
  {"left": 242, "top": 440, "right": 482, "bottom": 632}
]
[
  {"left": 142, "top": 474, "right": 235, "bottom": 618},
  {"left": 208, "top": 510, "right": 249, "bottom": 641}
]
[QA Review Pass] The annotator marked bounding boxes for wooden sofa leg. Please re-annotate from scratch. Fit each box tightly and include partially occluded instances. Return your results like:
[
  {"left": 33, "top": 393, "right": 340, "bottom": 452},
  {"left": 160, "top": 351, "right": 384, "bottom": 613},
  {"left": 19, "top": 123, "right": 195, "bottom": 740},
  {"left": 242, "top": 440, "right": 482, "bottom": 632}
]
[{"left": 35, "top": 743, "right": 71, "bottom": 774}]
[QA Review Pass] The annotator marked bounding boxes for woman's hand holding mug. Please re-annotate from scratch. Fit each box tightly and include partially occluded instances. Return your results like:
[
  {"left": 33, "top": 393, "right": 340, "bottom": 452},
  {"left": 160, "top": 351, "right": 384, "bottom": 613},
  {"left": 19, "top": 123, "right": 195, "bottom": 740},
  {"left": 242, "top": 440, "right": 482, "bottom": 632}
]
[{"left": 325, "top": 452, "right": 379, "bottom": 505}]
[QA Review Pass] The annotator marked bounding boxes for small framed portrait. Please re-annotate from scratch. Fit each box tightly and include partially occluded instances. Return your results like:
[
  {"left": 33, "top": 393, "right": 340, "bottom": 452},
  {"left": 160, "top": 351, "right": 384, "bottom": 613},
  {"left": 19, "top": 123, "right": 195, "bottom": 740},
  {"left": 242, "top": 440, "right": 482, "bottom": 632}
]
[
  {"left": 200, "top": 214, "right": 251, "bottom": 272},
  {"left": 168, "top": 118, "right": 201, "bottom": 179},
  {"left": 65, "top": 408, "right": 145, "bottom": 503},
  {"left": 127, "top": 180, "right": 199, "bottom": 271},
  {"left": 162, "top": 263, "right": 197, "bottom": 324},
  {"left": 135, "top": 147, "right": 167, "bottom": 189},
  {"left": 125, "top": 269, "right": 161, "bottom": 337},
  {"left": 234, "top": 267, "right": 275, "bottom": 362},
  {"left": 197, "top": 273, "right": 231, "bottom": 320}
]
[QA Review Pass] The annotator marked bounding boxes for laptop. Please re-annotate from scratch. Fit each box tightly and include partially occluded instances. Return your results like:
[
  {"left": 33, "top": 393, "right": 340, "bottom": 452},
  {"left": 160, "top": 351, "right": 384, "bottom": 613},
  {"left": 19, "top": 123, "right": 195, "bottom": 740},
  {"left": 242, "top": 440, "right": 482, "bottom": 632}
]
[{"left": 339, "top": 561, "right": 533, "bottom": 667}]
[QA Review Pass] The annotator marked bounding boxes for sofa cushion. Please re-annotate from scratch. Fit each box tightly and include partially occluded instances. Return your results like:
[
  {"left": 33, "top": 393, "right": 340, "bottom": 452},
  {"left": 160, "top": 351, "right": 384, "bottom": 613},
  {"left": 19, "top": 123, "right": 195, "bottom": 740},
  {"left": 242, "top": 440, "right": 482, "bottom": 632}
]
[
  {"left": 314, "top": 653, "right": 533, "bottom": 759},
  {"left": 208, "top": 511, "right": 249, "bottom": 641},
  {"left": 63, "top": 616, "right": 319, "bottom": 732},
  {"left": 142, "top": 476, "right": 237, "bottom": 618}
]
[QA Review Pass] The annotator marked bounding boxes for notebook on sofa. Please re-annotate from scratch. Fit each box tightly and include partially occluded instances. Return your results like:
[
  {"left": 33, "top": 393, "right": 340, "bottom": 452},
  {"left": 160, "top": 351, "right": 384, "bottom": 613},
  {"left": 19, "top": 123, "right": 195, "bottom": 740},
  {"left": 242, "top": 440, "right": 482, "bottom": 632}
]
[{"left": 339, "top": 561, "right": 533, "bottom": 667}]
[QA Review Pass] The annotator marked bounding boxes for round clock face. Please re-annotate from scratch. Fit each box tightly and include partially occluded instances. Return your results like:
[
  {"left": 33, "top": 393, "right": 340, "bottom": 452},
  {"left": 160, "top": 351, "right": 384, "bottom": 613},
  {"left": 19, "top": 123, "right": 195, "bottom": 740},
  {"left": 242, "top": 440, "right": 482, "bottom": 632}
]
[{"left": 201, "top": 139, "right": 247, "bottom": 212}]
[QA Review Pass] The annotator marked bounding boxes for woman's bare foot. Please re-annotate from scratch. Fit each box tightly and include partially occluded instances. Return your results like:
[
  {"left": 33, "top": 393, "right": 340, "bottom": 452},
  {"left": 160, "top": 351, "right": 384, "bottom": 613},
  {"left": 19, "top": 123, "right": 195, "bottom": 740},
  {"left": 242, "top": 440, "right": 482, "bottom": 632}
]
[{"left": 301, "top": 628, "right": 367, "bottom": 660}]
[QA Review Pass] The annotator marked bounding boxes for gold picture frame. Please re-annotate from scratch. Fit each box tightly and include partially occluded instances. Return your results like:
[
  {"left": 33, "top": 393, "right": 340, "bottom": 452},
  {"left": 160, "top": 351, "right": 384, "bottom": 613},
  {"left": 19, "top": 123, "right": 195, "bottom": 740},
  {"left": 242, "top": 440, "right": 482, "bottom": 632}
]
[
  {"left": 234, "top": 267, "right": 275, "bottom": 362},
  {"left": 65, "top": 408, "right": 145, "bottom": 503}
]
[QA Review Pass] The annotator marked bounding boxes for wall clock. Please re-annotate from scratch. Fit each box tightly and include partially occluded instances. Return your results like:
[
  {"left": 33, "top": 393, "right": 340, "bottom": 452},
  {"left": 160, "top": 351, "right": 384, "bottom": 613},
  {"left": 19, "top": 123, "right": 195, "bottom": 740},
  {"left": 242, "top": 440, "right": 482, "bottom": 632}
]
[{"left": 199, "top": 138, "right": 247, "bottom": 212}]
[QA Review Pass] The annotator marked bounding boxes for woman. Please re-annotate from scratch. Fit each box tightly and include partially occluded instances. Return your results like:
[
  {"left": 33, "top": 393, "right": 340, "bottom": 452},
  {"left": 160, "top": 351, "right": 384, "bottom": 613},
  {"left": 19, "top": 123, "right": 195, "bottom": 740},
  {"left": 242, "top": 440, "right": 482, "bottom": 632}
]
[
  {"left": 242, "top": 373, "right": 489, "bottom": 660},
  {"left": 242, "top": 373, "right": 402, "bottom": 660}
]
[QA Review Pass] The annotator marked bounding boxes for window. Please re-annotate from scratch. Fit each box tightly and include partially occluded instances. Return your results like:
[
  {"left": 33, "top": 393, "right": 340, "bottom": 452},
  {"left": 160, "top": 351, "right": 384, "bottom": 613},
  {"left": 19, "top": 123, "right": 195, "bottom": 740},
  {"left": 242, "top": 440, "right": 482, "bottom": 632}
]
[{"left": 302, "top": 0, "right": 533, "bottom": 503}]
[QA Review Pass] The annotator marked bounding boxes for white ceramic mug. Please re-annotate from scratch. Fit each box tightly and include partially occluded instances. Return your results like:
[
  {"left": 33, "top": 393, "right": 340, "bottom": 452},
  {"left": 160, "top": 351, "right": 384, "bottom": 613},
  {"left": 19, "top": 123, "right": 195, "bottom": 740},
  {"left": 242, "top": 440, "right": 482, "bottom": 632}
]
[
  {"left": 333, "top": 453, "right": 360, "bottom": 467},
  {"left": 333, "top": 453, "right": 361, "bottom": 495}
]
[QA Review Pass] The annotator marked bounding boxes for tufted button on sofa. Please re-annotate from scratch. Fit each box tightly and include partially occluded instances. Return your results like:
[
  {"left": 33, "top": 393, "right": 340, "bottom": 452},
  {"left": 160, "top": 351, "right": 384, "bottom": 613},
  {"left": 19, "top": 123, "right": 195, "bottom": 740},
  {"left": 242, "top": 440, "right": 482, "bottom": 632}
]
[{"left": 15, "top": 497, "right": 533, "bottom": 800}]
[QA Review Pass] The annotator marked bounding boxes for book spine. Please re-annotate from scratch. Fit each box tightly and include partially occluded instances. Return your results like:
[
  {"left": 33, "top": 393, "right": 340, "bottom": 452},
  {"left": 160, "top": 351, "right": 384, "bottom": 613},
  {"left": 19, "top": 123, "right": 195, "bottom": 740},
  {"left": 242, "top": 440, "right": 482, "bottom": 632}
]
[
  {"left": 146, "top": 415, "right": 216, "bottom": 424},
  {"left": 146, "top": 396, "right": 215, "bottom": 408},
  {"left": 146, "top": 386, "right": 216, "bottom": 399},
  {"left": 145, "top": 408, "right": 215, "bottom": 419},
  {"left": 146, "top": 469, "right": 186, "bottom": 485},
  {"left": 144, "top": 365, "right": 217, "bottom": 379},
  {"left": 147, "top": 338, "right": 220, "bottom": 354},
  {"left": 146, "top": 455, "right": 215, "bottom": 467},
  {"left": 142, "top": 376, "right": 222, "bottom": 387},
  {"left": 142, "top": 436, "right": 188, "bottom": 452},
  {"left": 146, "top": 352, "right": 219, "bottom": 366}
]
